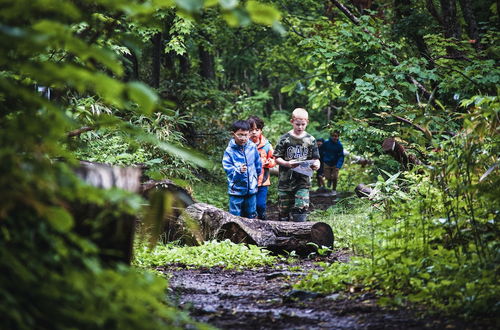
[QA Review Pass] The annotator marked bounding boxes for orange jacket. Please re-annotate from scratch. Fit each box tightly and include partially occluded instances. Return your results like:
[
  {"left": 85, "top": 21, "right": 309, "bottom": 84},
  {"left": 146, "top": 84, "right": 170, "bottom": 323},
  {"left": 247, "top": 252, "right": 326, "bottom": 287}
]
[{"left": 254, "top": 135, "right": 276, "bottom": 186}]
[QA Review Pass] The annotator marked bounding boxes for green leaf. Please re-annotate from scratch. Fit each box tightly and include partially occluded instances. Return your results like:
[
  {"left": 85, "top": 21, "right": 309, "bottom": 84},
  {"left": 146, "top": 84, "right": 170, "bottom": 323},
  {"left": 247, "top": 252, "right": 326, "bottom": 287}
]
[
  {"left": 245, "top": 1, "right": 280, "bottom": 26},
  {"left": 127, "top": 81, "right": 159, "bottom": 114},
  {"left": 175, "top": 0, "right": 204, "bottom": 12},
  {"left": 219, "top": 0, "right": 238, "bottom": 10},
  {"left": 45, "top": 207, "right": 74, "bottom": 232}
]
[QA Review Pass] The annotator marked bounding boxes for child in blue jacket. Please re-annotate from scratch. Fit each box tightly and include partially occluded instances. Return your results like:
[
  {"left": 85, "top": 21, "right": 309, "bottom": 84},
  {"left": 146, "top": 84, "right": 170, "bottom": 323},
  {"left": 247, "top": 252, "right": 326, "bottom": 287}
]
[
  {"left": 319, "top": 130, "right": 344, "bottom": 195},
  {"left": 222, "top": 120, "right": 262, "bottom": 218}
]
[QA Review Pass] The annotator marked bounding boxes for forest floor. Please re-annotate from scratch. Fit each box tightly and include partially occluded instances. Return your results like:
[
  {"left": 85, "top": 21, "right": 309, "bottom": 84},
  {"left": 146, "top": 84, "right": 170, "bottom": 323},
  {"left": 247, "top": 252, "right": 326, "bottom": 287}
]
[{"left": 159, "top": 190, "right": 495, "bottom": 329}]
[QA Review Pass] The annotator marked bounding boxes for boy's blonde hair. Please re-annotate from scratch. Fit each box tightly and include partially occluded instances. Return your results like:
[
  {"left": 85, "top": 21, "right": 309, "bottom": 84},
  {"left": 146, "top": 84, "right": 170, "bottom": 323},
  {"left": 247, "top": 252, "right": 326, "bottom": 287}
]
[{"left": 291, "top": 108, "right": 308, "bottom": 120}]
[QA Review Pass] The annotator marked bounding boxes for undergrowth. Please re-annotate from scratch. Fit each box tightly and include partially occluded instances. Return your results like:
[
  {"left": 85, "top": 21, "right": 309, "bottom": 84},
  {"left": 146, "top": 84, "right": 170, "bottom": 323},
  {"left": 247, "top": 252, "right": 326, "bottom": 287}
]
[
  {"left": 134, "top": 239, "right": 277, "bottom": 270},
  {"left": 309, "top": 197, "right": 376, "bottom": 254}
]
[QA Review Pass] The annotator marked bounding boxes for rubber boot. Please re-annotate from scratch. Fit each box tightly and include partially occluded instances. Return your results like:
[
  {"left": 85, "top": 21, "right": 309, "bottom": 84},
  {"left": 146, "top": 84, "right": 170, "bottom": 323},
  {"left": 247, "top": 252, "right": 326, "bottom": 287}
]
[
  {"left": 291, "top": 212, "right": 308, "bottom": 222},
  {"left": 278, "top": 213, "right": 290, "bottom": 221}
]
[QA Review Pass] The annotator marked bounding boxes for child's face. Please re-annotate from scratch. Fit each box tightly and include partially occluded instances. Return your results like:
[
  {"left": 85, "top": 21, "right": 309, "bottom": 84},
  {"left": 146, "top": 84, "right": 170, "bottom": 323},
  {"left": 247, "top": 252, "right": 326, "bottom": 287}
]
[
  {"left": 233, "top": 129, "right": 249, "bottom": 146},
  {"left": 290, "top": 117, "right": 308, "bottom": 135},
  {"left": 331, "top": 133, "right": 339, "bottom": 142},
  {"left": 317, "top": 140, "right": 323, "bottom": 147},
  {"left": 249, "top": 125, "right": 262, "bottom": 143}
]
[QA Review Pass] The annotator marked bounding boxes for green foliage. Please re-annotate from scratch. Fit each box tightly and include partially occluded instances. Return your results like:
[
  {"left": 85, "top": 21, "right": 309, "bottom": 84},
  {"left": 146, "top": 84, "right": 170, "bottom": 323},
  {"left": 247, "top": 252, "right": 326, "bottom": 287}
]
[
  {"left": 309, "top": 197, "right": 375, "bottom": 254},
  {"left": 192, "top": 181, "right": 228, "bottom": 209},
  {"left": 300, "top": 134, "right": 499, "bottom": 318},
  {"left": 0, "top": 0, "right": 286, "bottom": 328},
  {"left": 134, "top": 239, "right": 277, "bottom": 270}
]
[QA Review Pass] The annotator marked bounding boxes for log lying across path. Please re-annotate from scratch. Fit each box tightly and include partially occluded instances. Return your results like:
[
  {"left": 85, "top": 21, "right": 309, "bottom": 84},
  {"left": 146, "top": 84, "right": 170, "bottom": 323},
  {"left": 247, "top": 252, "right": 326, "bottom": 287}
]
[
  {"left": 174, "top": 203, "right": 334, "bottom": 255},
  {"left": 75, "top": 160, "right": 334, "bottom": 260}
]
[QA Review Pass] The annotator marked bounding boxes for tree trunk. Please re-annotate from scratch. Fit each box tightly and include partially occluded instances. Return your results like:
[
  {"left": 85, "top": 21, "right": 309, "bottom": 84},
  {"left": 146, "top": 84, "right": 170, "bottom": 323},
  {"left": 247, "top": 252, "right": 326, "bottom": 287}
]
[
  {"left": 440, "top": 0, "right": 461, "bottom": 39},
  {"left": 151, "top": 32, "right": 162, "bottom": 88},
  {"left": 172, "top": 203, "right": 334, "bottom": 255},
  {"left": 179, "top": 54, "right": 189, "bottom": 74},
  {"left": 199, "top": 45, "right": 215, "bottom": 80},
  {"left": 458, "top": 0, "right": 481, "bottom": 49}
]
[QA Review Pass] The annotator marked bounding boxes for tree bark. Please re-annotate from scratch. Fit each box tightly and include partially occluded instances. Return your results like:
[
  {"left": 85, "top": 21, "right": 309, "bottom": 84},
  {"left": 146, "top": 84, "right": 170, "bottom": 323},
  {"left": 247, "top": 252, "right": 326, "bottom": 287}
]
[
  {"left": 458, "top": 0, "right": 481, "bottom": 49},
  {"left": 172, "top": 203, "right": 334, "bottom": 255},
  {"left": 151, "top": 32, "right": 162, "bottom": 88},
  {"left": 199, "top": 45, "right": 215, "bottom": 80},
  {"left": 179, "top": 54, "right": 189, "bottom": 74}
]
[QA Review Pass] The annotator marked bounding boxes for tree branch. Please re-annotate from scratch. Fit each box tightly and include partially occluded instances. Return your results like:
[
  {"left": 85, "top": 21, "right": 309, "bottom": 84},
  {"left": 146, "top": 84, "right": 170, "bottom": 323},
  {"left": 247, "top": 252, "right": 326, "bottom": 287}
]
[{"left": 67, "top": 126, "right": 93, "bottom": 138}]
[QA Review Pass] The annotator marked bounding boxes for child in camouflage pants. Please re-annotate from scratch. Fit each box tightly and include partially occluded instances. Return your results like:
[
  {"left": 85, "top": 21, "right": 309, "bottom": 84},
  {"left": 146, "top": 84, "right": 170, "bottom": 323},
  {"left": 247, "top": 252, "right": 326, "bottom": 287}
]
[{"left": 273, "top": 108, "right": 320, "bottom": 222}]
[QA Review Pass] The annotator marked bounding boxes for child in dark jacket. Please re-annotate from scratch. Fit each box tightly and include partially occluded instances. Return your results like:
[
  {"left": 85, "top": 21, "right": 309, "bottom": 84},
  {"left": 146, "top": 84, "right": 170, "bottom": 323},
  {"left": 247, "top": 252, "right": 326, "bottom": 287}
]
[
  {"left": 319, "top": 130, "right": 344, "bottom": 195},
  {"left": 222, "top": 120, "right": 262, "bottom": 218}
]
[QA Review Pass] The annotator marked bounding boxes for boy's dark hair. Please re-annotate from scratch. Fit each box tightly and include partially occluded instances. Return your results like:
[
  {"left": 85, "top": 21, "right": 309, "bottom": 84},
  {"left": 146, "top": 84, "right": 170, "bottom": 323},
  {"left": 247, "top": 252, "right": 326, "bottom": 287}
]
[
  {"left": 330, "top": 130, "right": 340, "bottom": 136},
  {"left": 231, "top": 120, "right": 250, "bottom": 132},
  {"left": 317, "top": 137, "right": 325, "bottom": 143},
  {"left": 247, "top": 115, "right": 264, "bottom": 129}
]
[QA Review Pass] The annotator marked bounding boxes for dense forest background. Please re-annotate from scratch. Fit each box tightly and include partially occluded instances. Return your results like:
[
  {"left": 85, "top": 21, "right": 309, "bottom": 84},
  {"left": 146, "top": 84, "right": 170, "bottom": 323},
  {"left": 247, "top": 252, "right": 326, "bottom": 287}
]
[{"left": 1, "top": 0, "right": 498, "bottom": 328}]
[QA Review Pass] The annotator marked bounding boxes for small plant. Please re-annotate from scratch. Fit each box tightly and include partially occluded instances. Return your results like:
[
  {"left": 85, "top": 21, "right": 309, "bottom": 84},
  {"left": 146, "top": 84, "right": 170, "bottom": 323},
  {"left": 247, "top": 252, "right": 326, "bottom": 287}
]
[{"left": 134, "top": 239, "right": 277, "bottom": 270}]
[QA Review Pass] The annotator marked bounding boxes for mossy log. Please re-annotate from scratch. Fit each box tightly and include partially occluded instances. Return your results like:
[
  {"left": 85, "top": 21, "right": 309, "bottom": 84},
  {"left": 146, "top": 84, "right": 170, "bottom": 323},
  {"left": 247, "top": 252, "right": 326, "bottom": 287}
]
[{"left": 173, "top": 203, "right": 334, "bottom": 255}]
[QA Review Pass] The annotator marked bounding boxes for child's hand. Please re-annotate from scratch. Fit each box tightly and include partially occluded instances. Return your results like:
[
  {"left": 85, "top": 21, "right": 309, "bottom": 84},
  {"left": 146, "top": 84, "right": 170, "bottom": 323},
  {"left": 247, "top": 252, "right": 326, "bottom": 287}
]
[
  {"left": 240, "top": 164, "right": 247, "bottom": 172},
  {"left": 310, "top": 159, "right": 320, "bottom": 170}
]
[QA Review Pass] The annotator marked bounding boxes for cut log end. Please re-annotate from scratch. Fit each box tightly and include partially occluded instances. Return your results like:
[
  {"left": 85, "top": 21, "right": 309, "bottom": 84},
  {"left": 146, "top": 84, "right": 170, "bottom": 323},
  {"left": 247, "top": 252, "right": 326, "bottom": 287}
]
[{"left": 311, "top": 222, "right": 334, "bottom": 248}]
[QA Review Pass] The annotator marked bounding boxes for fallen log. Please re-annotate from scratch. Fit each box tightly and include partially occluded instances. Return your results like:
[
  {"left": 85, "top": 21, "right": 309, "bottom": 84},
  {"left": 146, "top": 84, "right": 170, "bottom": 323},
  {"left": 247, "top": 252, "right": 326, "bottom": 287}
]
[{"left": 173, "top": 203, "right": 334, "bottom": 255}]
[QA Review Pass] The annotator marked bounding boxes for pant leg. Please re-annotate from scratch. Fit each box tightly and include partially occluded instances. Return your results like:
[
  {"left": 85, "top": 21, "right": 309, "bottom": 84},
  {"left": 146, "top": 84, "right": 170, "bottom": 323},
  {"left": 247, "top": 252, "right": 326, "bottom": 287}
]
[
  {"left": 278, "top": 190, "right": 294, "bottom": 221},
  {"left": 229, "top": 195, "right": 245, "bottom": 216},
  {"left": 293, "top": 188, "right": 310, "bottom": 212},
  {"left": 242, "top": 193, "right": 257, "bottom": 219},
  {"left": 331, "top": 168, "right": 339, "bottom": 190},
  {"left": 255, "top": 186, "right": 268, "bottom": 220}
]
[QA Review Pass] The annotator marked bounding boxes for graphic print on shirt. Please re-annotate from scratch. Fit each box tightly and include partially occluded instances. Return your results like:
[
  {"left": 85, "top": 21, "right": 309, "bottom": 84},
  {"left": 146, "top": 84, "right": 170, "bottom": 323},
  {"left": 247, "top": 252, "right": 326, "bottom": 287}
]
[{"left": 286, "top": 145, "right": 309, "bottom": 160}]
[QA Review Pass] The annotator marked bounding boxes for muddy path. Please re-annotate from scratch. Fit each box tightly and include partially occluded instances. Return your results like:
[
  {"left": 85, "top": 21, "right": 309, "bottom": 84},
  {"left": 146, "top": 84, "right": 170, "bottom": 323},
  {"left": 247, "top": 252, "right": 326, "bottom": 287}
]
[{"left": 160, "top": 191, "right": 492, "bottom": 329}]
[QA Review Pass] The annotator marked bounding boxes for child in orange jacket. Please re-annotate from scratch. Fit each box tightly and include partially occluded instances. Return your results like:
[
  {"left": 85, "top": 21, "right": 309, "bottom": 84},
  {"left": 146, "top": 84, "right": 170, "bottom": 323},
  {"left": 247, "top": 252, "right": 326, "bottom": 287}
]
[{"left": 247, "top": 115, "right": 276, "bottom": 220}]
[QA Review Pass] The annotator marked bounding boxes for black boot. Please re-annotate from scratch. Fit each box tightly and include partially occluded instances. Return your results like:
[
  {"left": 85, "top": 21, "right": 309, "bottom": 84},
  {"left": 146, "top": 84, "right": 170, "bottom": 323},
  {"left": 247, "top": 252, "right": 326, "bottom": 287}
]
[
  {"left": 291, "top": 208, "right": 308, "bottom": 222},
  {"left": 291, "top": 213, "right": 307, "bottom": 222}
]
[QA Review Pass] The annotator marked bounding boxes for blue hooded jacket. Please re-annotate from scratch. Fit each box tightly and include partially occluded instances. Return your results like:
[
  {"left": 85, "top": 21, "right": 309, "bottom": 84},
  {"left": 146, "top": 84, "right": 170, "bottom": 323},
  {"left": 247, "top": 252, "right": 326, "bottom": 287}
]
[
  {"left": 222, "top": 139, "right": 262, "bottom": 196},
  {"left": 320, "top": 137, "right": 344, "bottom": 168}
]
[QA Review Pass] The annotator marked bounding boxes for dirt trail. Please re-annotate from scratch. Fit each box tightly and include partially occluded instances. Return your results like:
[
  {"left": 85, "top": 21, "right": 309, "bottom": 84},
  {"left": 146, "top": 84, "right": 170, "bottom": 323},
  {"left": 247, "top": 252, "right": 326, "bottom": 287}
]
[{"left": 160, "top": 191, "right": 489, "bottom": 329}]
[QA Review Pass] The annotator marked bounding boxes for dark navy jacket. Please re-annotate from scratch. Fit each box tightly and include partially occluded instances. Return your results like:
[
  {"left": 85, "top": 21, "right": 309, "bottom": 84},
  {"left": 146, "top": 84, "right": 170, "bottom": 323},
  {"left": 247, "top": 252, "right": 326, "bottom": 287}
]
[
  {"left": 320, "top": 138, "right": 344, "bottom": 168},
  {"left": 222, "top": 139, "right": 262, "bottom": 196}
]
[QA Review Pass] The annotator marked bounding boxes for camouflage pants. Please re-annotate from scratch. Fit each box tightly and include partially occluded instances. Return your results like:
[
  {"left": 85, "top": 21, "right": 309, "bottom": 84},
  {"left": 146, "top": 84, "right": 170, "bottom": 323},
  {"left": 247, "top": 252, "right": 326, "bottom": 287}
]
[{"left": 278, "top": 188, "right": 309, "bottom": 220}]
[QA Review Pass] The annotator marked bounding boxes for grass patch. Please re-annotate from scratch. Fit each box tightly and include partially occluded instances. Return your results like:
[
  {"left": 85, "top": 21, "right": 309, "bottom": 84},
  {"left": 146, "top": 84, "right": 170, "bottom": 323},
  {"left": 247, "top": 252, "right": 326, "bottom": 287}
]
[
  {"left": 191, "top": 181, "right": 228, "bottom": 210},
  {"left": 134, "top": 239, "right": 277, "bottom": 270},
  {"left": 309, "top": 196, "right": 376, "bottom": 255}
]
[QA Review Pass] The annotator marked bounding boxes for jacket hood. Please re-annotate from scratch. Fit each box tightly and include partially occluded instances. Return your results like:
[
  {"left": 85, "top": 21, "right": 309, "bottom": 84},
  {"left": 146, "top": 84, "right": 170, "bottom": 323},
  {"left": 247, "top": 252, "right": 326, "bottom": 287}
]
[{"left": 229, "top": 139, "right": 256, "bottom": 149}]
